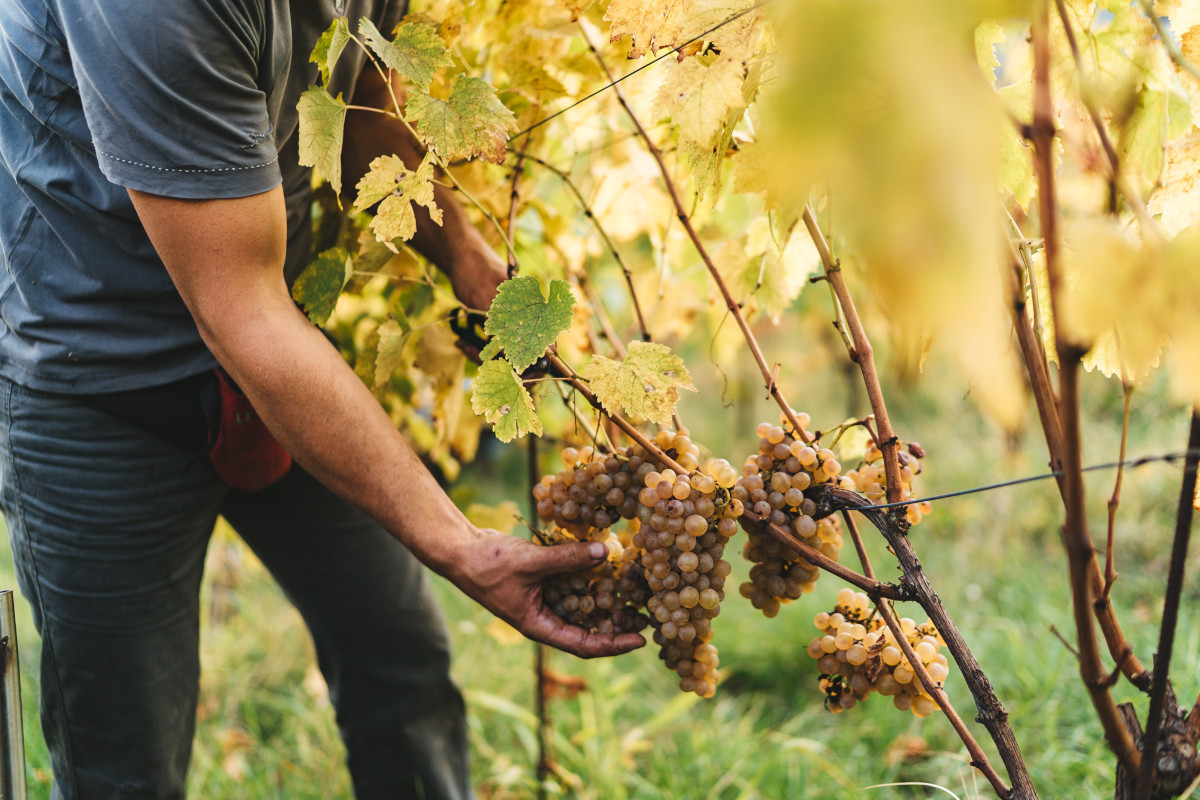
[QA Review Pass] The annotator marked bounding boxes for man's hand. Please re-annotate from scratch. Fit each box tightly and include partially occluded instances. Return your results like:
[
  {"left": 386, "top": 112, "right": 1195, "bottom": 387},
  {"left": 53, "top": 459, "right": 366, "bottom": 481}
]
[{"left": 454, "top": 530, "right": 646, "bottom": 658}]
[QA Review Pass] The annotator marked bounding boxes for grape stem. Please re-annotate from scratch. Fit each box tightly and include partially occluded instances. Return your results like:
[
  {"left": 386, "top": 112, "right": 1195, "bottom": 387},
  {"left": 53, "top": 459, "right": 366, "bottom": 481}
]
[
  {"left": 871, "top": 598, "right": 1009, "bottom": 799},
  {"left": 799, "top": 207, "right": 904, "bottom": 508},
  {"left": 1031, "top": 0, "right": 1143, "bottom": 773},
  {"left": 1006, "top": 249, "right": 1151, "bottom": 692},
  {"left": 1104, "top": 380, "right": 1133, "bottom": 602},
  {"left": 1134, "top": 409, "right": 1200, "bottom": 799},
  {"left": 742, "top": 509, "right": 904, "bottom": 601},
  {"left": 823, "top": 487, "right": 1037, "bottom": 800},
  {"left": 579, "top": 23, "right": 814, "bottom": 445},
  {"left": 841, "top": 510, "right": 875, "bottom": 581}
]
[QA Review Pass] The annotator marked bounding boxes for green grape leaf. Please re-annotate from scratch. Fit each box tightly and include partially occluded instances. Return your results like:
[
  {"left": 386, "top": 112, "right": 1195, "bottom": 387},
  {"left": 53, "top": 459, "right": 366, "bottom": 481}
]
[
  {"left": 374, "top": 316, "right": 412, "bottom": 390},
  {"left": 471, "top": 359, "right": 542, "bottom": 442},
  {"left": 354, "top": 153, "right": 443, "bottom": 250},
  {"left": 359, "top": 18, "right": 454, "bottom": 92},
  {"left": 478, "top": 276, "right": 575, "bottom": 372},
  {"left": 292, "top": 247, "right": 352, "bottom": 326},
  {"left": 405, "top": 74, "right": 517, "bottom": 164},
  {"left": 582, "top": 341, "right": 696, "bottom": 426},
  {"left": 311, "top": 17, "right": 351, "bottom": 85},
  {"left": 297, "top": 87, "right": 348, "bottom": 197}
]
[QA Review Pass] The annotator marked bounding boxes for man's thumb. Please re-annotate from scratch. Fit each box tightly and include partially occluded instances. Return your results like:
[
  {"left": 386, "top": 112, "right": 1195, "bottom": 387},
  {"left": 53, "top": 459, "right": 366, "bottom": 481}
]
[{"left": 532, "top": 540, "right": 607, "bottom": 577}]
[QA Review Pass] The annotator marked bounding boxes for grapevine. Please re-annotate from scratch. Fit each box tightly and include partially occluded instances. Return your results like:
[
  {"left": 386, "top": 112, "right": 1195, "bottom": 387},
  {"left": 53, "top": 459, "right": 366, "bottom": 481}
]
[{"left": 285, "top": 0, "right": 1200, "bottom": 796}]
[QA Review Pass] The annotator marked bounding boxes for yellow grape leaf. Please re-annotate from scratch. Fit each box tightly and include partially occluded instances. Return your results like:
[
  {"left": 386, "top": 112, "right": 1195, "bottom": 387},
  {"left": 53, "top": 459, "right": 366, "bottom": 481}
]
[
  {"left": 448, "top": 392, "right": 484, "bottom": 463},
  {"left": 471, "top": 359, "right": 542, "bottom": 442},
  {"left": 1163, "top": 1, "right": 1200, "bottom": 33},
  {"left": 975, "top": 20, "right": 1005, "bottom": 74},
  {"left": 1118, "top": 88, "right": 1193, "bottom": 192},
  {"left": 479, "top": 276, "right": 576, "bottom": 372},
  {"left": 582, "top": 341, "right": 696, "bottom": 425},
  {"left": 1080, "top": 329, "right": 1165, "bottom": 381},
  {"left": 732, "top": 137, "right": 802, "bottom": 238},
  {"left": 310, "top": 17, "right": 350, "bottom": 86},
  {"left": 656, "top": 54, "right": 747, "bottom": 150},
  {"left": 419, "top": 324, "right": 466, "bottom": 464},
  {"left": 1149, "top": 23, "right": 1200, "bottom": 234},
  {"left": 297, "top": 88, "right": 348, "bottom": 197},
  {"left": 373, "top": 316, "right": 412, "bottom": 391},
  {"left": 465, "top": 500, "right": 520, "bottom": 534},
  {"left": 405, "top": 75, "right": 517, "bottom": 164},
  {"left": 354, "top": 153, "right": 442, "bottom": 250},
  {"left": 604, "top": 0, "right": 753, "bottom": 59},
  {"left": 720, "top": 219, "right": 817, "bottom": 323},
  {"left": 565, "top": 0, "right": 594, "bottom": 20},
  {"left": 833, "top": 418, "right": 874, "bottom": 467},
  {"left": 1061, "top": 220, "right": 1200, "bottom": 396},
  {"left": 292, "top": 247, "right": 351, "bottom": 326},
  {"left": 359, "top": 18, "right": 453, "bottom": 93},
  {"left": 414, "top": 321, "right": 466, "bottom": 396}
]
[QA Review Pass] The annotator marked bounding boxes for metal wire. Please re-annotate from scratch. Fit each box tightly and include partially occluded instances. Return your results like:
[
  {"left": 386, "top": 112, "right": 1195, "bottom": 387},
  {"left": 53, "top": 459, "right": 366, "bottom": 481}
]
[
  {"left": 849, "top": 450, "right": 1200, "bottom": 512},
  {"left": 507, "top": 0, "right": 774, "bottom": 143}
]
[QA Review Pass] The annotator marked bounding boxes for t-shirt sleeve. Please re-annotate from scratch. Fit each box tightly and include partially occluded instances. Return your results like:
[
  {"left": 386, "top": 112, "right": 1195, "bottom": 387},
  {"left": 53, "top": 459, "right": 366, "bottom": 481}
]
[{"left": 55, "top": 0, "right": 283, "bottom": 199}]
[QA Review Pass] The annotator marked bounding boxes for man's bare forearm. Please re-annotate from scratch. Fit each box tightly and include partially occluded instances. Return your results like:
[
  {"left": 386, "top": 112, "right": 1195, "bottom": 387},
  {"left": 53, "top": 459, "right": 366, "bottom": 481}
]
[{"left": 126, "top": 186, "right": 643, "bottom": 658}]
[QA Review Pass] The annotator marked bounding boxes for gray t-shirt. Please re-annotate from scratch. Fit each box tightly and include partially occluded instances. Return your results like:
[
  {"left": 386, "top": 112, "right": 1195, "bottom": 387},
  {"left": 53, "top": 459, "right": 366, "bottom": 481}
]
[{"left": 0, "top": 0, "right": 405, "bottom": 392}]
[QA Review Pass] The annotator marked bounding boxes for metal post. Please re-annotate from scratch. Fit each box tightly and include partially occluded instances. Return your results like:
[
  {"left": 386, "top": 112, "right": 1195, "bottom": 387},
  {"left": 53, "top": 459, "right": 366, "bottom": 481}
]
[{"left": 0, "top": 590, "right": 25, "bottom": 800}]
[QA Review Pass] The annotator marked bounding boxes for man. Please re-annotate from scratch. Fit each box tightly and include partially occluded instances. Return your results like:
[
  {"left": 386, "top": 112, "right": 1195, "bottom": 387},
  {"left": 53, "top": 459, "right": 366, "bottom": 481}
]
[{"left": 0, "top": 0, "right": 645, "bottom": 797}]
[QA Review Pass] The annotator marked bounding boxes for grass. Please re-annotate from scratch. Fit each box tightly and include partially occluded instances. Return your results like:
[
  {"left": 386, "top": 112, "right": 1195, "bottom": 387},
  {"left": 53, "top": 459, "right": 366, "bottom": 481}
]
[{"left": 1, "top": 361, "right": 1197, "bottom": 799}]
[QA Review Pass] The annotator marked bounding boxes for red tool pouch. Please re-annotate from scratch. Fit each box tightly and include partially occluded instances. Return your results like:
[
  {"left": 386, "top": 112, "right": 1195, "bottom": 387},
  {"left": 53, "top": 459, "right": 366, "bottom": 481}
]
[{"left": 207, "top": 369, "right": 292, "bottom": 491}]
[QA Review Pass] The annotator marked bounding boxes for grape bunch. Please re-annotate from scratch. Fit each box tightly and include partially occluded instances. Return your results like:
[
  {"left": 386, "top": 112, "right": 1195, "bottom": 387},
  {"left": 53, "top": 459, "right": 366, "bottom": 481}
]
[
  {"left": 533, "top": 432, "right": 742, "bottom": 696},
  {"left": 734, "top": 414, "right": 845, "bottom": 616},
  {"left": 841, "top": 440, "right": 931, "bottom": 527},
  {"left": 540, "top": 525, "right": 650, "bottom": 636},
  {"left": 805, "top": 588, "right": 950, "bottom": 717}
]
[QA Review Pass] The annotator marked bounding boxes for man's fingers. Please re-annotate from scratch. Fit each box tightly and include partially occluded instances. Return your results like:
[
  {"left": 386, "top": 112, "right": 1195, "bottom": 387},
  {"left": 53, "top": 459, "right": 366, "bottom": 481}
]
[
  {"left": 527, "top": 611, "right": 646, "bottom": 659},
  {"left": 527, "top": 539, "right": 607, "bottom": 578}
]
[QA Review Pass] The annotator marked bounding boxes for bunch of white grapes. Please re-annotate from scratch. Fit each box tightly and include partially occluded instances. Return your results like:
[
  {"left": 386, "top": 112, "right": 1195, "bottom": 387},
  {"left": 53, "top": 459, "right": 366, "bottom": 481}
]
[
  {"left": 534, "top": 432, "right": 741, "bottom": 696},
  {"left": 806, "top": 588, "right": 950, "bottom": 717},
  {"left": 540, "top": 523, "right": 650, "bottom": 636},
  {"left": 734, "top": 414, "right": 845, "bottom": 616},
  {"left": 841, "top": 440, "right": 931, "bottom": 526}
]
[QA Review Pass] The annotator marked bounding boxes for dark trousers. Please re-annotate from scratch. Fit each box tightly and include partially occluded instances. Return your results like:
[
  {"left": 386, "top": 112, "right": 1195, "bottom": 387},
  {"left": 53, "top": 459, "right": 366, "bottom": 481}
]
[{"left": 0, "top": 375, "right": 472, "bottom": 799}]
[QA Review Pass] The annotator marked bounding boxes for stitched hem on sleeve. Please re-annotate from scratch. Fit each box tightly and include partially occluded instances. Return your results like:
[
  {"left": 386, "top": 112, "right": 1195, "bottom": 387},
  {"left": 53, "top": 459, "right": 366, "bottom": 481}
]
[
  {"left": 95, "top": 146, "right": 284, "bottom": 200},
  {"left": 96, "top": 148, "right": 280, "bottom": 174}
]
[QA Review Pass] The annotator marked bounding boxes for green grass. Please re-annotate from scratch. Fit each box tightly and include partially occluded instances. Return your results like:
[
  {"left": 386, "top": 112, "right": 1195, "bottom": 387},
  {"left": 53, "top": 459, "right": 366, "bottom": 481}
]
[{"left": 1, "top": 364, "right": 1197, "bottom": 799}]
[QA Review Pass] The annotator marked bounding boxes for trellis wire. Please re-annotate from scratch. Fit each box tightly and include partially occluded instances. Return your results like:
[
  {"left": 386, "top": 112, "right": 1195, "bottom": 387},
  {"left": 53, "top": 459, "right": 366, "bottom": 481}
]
[
  {"left": 507, "top": 0, "right": 774, "bottom": 143},
  {"left": 849, "top": 451, "right": 1200, "bottom": 513}
]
